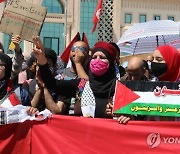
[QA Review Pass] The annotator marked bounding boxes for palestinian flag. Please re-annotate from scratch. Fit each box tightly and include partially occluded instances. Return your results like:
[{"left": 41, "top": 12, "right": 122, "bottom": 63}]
[
  {"left": 122, "top": 42, "right": 132, "bottom": 48},
  {"left": 113, "top": 81, "right": 180, "bottom": 117}
]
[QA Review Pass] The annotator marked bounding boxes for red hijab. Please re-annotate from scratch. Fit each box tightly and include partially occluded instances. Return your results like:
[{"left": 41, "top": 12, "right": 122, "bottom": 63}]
[{"left": 157, "top": 45, "right": 180, "bottom": 82}]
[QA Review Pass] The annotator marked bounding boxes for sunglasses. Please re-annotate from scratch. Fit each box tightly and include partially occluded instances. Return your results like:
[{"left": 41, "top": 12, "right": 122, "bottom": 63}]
[{"left": 71, "top": 46, "right": 87, "bottom": 52}]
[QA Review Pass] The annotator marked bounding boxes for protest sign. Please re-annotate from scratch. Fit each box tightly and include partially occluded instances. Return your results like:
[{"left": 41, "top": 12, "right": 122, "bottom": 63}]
[
  {"left": 0, "top": 0, "right": 47, "bottom": 42},
  {"left": 113, "top": 81, "right": 180, "bottom": 117}
]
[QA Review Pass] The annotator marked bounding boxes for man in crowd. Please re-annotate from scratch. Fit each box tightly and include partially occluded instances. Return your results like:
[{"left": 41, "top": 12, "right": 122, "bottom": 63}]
[
  {"left": 57, "top": 40, "right": 89, "bottom": 115},
  {"left": 121, "top": 56, "right": 148, "bottom": 81},
  {"left": 58, "top": 40, "right": 89, "bottom": 80}
]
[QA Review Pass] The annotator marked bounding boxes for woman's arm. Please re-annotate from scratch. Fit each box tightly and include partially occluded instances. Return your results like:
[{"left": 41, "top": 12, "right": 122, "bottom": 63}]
[
  {"left": 32, "top": 36, "right": 80, "bottom": 97},
  {"left": 31, "top": 88, "right": 42, "bottom": 108},
  {"left": 38, "top": 63, "right": 80, "bottom": 96},
  {"left": 43, "top": 87, "right": 66, "bottom": 114}
]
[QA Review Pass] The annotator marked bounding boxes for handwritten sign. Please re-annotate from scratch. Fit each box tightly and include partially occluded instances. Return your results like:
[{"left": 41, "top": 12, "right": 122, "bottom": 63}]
[
  {"left": 0, "top": 0, "right": 47, "bottom": 42},
  {"left": 114, "top": 81, "right": 180, "bottom": 117}
]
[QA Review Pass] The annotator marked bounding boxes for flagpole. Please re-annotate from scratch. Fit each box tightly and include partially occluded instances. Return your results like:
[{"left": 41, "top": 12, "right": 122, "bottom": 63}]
[{"left": 64, "top": 0, "right": 67, "bottom": 48}]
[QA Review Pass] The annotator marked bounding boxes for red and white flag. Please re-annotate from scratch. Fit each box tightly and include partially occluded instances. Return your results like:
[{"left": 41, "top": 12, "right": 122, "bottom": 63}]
[{"left": 92, "top": 0, "right": 103, "bottom": 33}]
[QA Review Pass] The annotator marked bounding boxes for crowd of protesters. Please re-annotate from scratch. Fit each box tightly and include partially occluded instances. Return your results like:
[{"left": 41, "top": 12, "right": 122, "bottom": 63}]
[{"left": 0, "top": 33, "right": 179, "bottom": 124}]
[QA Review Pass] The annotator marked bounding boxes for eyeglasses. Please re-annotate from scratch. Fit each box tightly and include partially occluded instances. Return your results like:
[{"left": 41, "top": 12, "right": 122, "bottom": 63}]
[{"left": 71, "top": 46, "right": 87, "bottom": 52}]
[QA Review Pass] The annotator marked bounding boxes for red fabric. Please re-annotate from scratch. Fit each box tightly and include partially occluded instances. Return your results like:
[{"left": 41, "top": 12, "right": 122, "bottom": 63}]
[
  {"left": 7, "top": 79, "right": 13, "bottom": 92},
  {"left": 92, "top": 0, "right": 103, "bottom": 33},
  {"left": 60, "top": 32, "right": 80, "bottom": 63},
  {"left": 0, "top": 0, "right": 5, "bottom": 3},
  {"left": 6, "top": 79, "right": 21, "bottom": 106},
  {"left": 31, "top": 116, "right": 180, "bottom": 154},
  {"left": 93, "top": 41, "right": 117, "bottom": 62},
  {"left": 1, "top": 116, "right": 180, "bottom": 153},
  {"left": 113, "top": 81, "right": 140, "bottom": 111},
  {"left": 9, "top": 92, "right": 21, "bottom": 106},
  {"left": 157, "top": 45, "right": 180, "bottom": 81},
  {"left": 82, "top": 32, "right": 89, "bottom": 49},
  {"left": 0, "top": 121, "right": 31, "bottom": 154}
]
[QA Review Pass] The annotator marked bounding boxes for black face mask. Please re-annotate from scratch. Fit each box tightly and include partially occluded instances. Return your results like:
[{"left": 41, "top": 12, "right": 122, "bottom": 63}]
[{"left": 151, "top": 62, "right": 167, "bottom": 77}]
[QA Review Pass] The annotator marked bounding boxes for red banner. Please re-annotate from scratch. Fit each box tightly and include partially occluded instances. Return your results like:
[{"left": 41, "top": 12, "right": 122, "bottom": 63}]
[
  {"left": 1, "top": 115, "right": 180, "bottom": 153},
  {"left": 0, "top": 121, "right": 31, "bottom": 154}
]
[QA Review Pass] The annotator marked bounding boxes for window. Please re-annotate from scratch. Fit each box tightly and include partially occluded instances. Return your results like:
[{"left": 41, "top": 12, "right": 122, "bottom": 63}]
[
  {"left": 125, "top": 14, "right": 132, "bottom": 24},
  {"left": 40, "top": 23, "right": 64, "bottom": 55},
  {"left": 168, "top": 16, "right": 174, "bottom": 21},
  {"left": 42, "top": 0, "right": 63, "bottom": 13},
  {"left": 139, "top": 14, "right": 146, "bottom": 23},
  {"left": 154, "top": 15, "right": 160, "bottom": 20},
  {"left": 80, "top": 0, "right": 98, "bottom": 47},
  {"left": 44, "top": 37, "right": 60, "bottom": 55}
]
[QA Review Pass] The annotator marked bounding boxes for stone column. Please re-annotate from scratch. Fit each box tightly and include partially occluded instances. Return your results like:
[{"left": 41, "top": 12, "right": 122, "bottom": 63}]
[
  {"left": 113, "top": 0, "right": 121, "bottom": 43},
  {"left": 70, "top": 0, "right": 80, "bottom": 38},
  {"left": 66, "top": 24, "right": 71, "bottom": 46}
]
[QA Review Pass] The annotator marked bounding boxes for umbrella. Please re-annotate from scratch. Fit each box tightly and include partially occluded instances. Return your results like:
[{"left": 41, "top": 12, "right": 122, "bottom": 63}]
[{"left": 117, "top": 20, "right": 180, "bottom": 55}]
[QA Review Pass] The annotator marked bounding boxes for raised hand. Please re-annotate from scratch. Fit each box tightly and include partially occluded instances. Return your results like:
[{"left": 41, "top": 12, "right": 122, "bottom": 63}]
[
  {"left": 11, "top": 35, "right": 21, "bottom": 52},
  {"left": 32, "top": 36, "right": 47, "bottom": 65},
  {"left": 73, "top": 49, "right": 85, "bottom": 64}
]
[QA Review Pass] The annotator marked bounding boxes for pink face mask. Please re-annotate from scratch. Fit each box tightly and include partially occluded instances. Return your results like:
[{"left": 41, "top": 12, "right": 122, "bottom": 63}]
[{"left": 90, "top": 59, "right": 109, "bottom": 76}]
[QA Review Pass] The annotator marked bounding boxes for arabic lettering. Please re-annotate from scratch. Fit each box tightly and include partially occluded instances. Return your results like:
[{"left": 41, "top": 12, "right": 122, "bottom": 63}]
[
  {"left": 131, "top": 105, "right": 163, "bottom": 113},
  {"left": 154, "top": 86, "right": 180, "bottom": 97},
  {"left": 165, "top": 107, "right": 180, "bottom": 113},
  {"left": 131, "top": 105, "right": 180, "bottom": 114}
]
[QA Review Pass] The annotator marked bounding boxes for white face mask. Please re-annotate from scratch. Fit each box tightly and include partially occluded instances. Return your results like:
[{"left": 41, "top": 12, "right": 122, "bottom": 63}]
[{"left": 147, "top": 61, "right": 151, "bottom": 70}]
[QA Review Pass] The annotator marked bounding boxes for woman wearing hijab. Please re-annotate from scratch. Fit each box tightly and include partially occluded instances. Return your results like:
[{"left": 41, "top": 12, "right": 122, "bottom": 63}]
[
  {"left": 81, "top": 41, "right": 117, "bottom": 118},
  {"left": 0, "top": 53, "right": 38, "bottom": 115},
  {"left": 151, "top": 45, "right": 180, "bottom": 82},
  {"left": 147, "top": 45, "right": 180, "bottom": 121},
  {"left": 0, "top": 53, "right": 13, "bottom": 102},
  {"left": 32, "top": 36, "right": 131, "bottom": 123}
]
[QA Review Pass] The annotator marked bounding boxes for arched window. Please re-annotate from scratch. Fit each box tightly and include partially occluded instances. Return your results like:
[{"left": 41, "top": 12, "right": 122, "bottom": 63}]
[{"left": 42, "top": 0, "right": 64, "bottom": 13}]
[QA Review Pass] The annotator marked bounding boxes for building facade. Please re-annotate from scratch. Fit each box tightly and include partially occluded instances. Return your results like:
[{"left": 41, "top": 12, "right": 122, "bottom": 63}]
[{"left": 0, "top": 0, "right": 179, "bottom": 56}]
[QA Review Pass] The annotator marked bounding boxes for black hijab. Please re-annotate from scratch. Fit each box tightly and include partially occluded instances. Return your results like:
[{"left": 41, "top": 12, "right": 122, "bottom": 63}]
[
  {"left": 89, "top": 42, "right": 117, "bottom": 117},
  {"left": 0, "top": 53, "right": 12, "bottom": 100}
]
